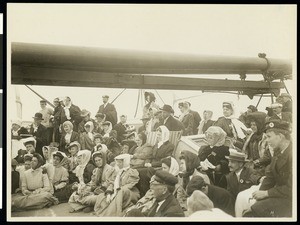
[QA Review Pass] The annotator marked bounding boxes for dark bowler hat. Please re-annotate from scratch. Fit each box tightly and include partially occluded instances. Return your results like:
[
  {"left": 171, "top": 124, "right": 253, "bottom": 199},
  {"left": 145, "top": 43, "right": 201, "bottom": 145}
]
[
  {"left": 33, "top": 112, "right": 44, "bottom": 120},
  {"left": 264, "top": 120, "right": 291, "bottom": 133},
  {"left": 102, "top": 95, "right": 109, "bottom": 98},
  {"left": 225, "top": 149, "right": 248, "bottom": 162},
  {"left": 40, "top": 100, "right": 47, "bottom": 103},
  {"left": 151, "top": 170, "right": 178, "bottom": 186},
  {"left": 159, "top": 104, "right": 173, "bottom": 113}
]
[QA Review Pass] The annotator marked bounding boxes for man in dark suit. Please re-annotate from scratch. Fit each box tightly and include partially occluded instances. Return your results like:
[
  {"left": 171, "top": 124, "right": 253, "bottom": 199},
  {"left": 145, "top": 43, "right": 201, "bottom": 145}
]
[
  {"left": 60, "top": 96, "right": 82, "bottom": 132},
  {"left": 97, "top": 95, "right": 118, "bottom": 127},
  {"left": 114, "top": 115, "right": 130, "bottom": 143},
  {"left": 186, "top": 102, "right": 201, "bottom": 135},
  {"left": 29, "top": 113, "right": 47, "bottom": 157},
  {"left": 126, "top": 170, "right": 184, "bottom": 217},
  {"left": 186, "top": 175, "right": 235, "bottom": 216},
  {"left": 225, "top": 150, "right": 262, "bottom": 200},
  {"left": 160, "top": 104, "right": 184, "bottom": 132},
  {"left": 245, "top": 120, "right": 292, "bottom": 217},
  {"left": 269, "top": 103, "right": 292, "bottom": 123}
]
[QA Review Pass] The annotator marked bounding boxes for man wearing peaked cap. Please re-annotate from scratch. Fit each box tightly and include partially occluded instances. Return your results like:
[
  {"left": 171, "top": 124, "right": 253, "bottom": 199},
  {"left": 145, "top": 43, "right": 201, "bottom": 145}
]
[
  {"left": 159, "top": 104, "right": 184, "bottom": 132},
  {"left": 97, "top": 95, "right": 118, "bottom": 126},
  {"left": 269, "top": 102, "right": 292, "bottom": 123},
  {"left": 225, "top": 149, "right": 262, "bottom": 200},
  {"left": 125, "top": 170, "right": 184, "bottom": 217},
  {"left": 244, "top": 119, "right": 293, "bottom": 217}
]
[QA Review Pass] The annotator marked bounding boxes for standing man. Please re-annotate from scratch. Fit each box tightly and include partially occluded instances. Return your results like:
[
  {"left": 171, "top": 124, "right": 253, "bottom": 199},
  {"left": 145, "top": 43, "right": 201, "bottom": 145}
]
[
  {"left": 52, "top": 97, "right": 63, "bottom": 143},
  {"left": 29, "top": 113, "right": 47, "bottom": 157},
  {"left": 60, "top": 96, "right": 82, "bottom": 132},
  {"left": 159, "top": 104, "right": 184, "bottom": 132},
  {"left": 244, "top": 120, "right": 292, "bottom": 217},
  {"left": 39, "top": 100, "right": 54, "bottom": 145},
  {"left": 186, "top": 102, "right": 201, "bottom": 135},
  {"left": 97, "top": 95, "right": 118, "bottom": 127}
]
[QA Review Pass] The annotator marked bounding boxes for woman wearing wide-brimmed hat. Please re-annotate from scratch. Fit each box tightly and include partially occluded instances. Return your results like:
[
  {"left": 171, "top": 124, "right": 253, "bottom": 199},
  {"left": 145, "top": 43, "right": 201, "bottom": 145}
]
[{"left": 143, "top": 92, "right": 160, "bottom": 119}]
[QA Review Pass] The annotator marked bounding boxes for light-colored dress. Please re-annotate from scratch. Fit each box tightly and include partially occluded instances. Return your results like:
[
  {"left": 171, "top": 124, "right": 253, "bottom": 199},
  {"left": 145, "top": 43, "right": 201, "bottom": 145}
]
[
  {"left": 68, "top": 164, "right": 116, "bottom": 211},
  {"left": 11, "top": 167, "right": 58, "bottom": 211},
  {"left": 94, "top": 167, "right": 140, "bottom": 217}
]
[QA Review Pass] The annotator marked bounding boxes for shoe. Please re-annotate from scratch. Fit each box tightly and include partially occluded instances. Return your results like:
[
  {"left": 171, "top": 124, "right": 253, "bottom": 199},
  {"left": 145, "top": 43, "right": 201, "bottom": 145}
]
[
  {"left": 83, "top": 206, "right": 93, "bottom": 213},
  {"left": 69, "top": 208, "right": 76, "bottom": 213}
]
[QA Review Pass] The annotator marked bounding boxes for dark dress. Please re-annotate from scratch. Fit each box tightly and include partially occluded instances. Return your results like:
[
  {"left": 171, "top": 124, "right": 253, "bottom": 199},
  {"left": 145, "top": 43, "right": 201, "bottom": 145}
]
[{"left": 198, "top": 145, "right": 230, "bottom": 188}]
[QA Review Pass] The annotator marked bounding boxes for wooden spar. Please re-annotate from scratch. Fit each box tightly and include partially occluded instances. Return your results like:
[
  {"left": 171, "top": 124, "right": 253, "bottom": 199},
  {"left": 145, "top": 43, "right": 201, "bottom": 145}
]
[
  {"left": 11, "top": 42, "right": 292, "bottom": 77},
  {"left": 12, "top": 67, "right": 284, "bottom": 98}
]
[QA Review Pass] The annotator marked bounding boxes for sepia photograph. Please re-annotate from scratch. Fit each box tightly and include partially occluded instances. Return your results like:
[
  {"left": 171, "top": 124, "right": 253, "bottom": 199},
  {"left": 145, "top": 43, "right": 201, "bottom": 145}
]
[{"left": 7, "top": 4, "right": 297, "bottom": 221}]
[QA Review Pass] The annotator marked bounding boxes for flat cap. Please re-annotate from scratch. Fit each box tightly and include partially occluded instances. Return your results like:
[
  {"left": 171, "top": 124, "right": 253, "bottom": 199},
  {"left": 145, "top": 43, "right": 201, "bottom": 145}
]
[{"left": 152, "top": 170, "right": 178, "bottom": 186}]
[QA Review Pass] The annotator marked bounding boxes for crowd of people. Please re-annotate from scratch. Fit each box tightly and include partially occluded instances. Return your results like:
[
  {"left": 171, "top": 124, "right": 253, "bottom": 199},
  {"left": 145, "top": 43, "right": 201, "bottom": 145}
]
[{"left": 10, "top": 91, "right": 293, "bottom": 219}]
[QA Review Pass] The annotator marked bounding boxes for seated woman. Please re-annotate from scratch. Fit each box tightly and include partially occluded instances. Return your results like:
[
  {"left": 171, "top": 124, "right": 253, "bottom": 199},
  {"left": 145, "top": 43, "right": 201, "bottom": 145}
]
[
  {"left": 179, "top": 150, "right": 211, "bottom": 190},
  {"left": 243, "top": 112, "right": 270, "bottom": 173},
  {"left": 93, "top": 153, "right": 140, "bottom": 217},
  {"left": 51, "top": 151, "right": 72, "bottom": 203},
  {"left": 68, "top": 150, "right": 95, "bottom": 212},
  {"left": 92, "top": 143, "right": 108, "bottom": 155},
  {"left": 12, "top": 153, "right": 58, "bottom": 211},
  {"left": 79, "top": 121, "right": 96, "bottom": 151},
  {"left": 198, "top": 126, "right": 230, "bottom": 188},
  {"left": 60, "top": 121, "right": 80, "bottom": 154},
  {"left": 136, "top": 125, "right": 174, "bottom": 197},
  {"left": 214, "top": 101, "right": 252, "bottom": 150},
  {"left": 66, "top": 141, "right": 80, "bottom": 184},
  {"left": 68, "top": 150, "right": 116, "bottom": 213},
  {"left": 130, "top": 132, "right": 153, "bottom": 169}
]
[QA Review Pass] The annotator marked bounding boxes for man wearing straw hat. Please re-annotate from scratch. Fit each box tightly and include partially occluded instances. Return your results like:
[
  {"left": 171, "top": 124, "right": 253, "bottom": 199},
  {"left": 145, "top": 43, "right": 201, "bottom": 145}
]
[{"left": 225, "top": 149, "right": 262, "bottom": 200}]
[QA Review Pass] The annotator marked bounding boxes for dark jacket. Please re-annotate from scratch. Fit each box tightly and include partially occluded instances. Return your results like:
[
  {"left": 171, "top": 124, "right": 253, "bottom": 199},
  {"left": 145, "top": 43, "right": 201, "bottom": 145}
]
[
  {"left": 147, "top": 194, "right": 185, "bottom": 217},
  {"left": 190, "top": 110, "right": 201, "bottom": 134},
  {"left": 226, "top": 166, "right": 261, "bottom": 199},
  {"left": 60, "top": 104, "right": 82, "bottom": 132},
  {"left": 11, "top": 127, "right": 29, "bottom": 140},
  {"left": 59, "top": 131, "right": 80, "bottom": 154},
  {"left": 29, "top": 124, "right": 47, "bottom": 156},
  {"left": 114, "top": 122, "right": 129, "bottom": 143},
  {"left": 97, "top": 103, "right": 118, "bottom": 126},
  {"left": 53, "top": 105, "right": 63, "bottom": 128},
  {"left": 202, "top": 120, "right": 215, "bottom": 134},
  {"left": 77, "top": 118, "right": 97, "bottom": 134},
  {"left": 270, "top": 112, "right": 292, "bottom": 123},
  {"left": 181, "top": 113, "right": 194, "bottom": 136},
  {"left": 207, "top": 184, "right": 235, "bottom": 216},
  {"left": 151, "top": 141, "right": 174, "bottom": 168},
  {"left": 213, "top": 117, "right": 235, "bottom": 138},
  {"left": 162, "top": 116, "right": 185, "bottom": 132},
  {"left": 251, "top": 143, "right": 292, "bottom": 217},
  {"left": 282, "top": 100, "right": 292, "bottom": 113}
]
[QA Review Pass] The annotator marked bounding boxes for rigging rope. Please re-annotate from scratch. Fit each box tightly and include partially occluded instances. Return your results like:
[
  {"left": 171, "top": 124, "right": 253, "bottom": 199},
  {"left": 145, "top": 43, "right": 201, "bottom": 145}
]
[{"left": 111, "top": 88, "right": 127, "bottom": 104}]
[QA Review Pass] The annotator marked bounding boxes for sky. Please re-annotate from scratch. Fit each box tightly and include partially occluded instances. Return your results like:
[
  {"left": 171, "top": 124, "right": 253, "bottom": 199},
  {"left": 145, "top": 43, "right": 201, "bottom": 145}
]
[{"left": 6, "top": 4, "right": 297, "bottom": 123}]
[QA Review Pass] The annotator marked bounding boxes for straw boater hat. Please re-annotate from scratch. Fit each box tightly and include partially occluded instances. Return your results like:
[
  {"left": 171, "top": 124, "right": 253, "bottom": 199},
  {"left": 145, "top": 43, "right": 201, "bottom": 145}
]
[
  {"left": 225, "top": 149, "right": 249, "bottom": 162},
  {"left": 22, "top": 136, "right": 37, "bottom": 147}
]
